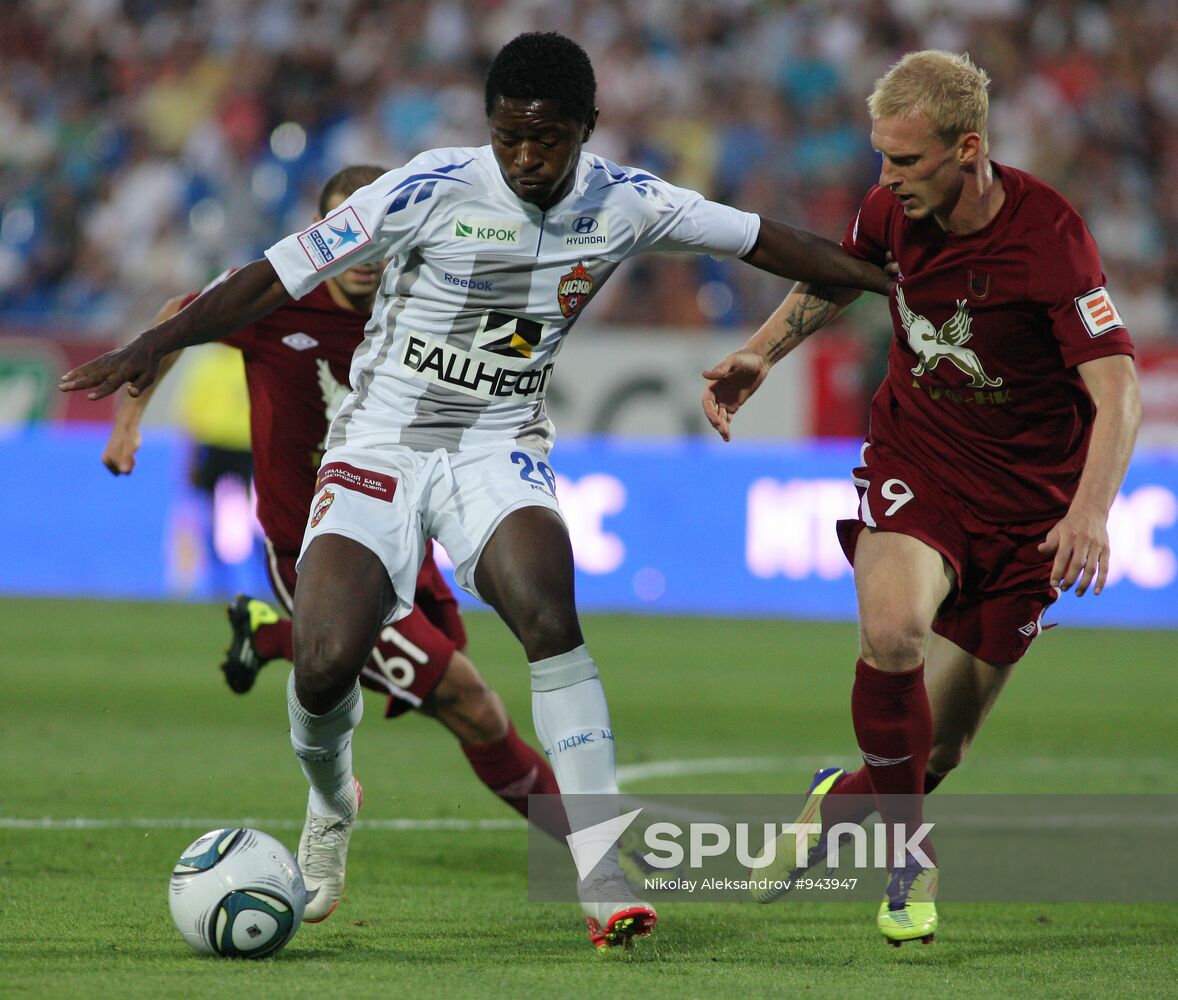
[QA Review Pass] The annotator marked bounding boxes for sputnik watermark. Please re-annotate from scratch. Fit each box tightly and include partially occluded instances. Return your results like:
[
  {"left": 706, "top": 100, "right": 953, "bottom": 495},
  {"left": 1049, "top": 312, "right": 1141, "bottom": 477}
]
[
  {"left": 565, "top": 808, "right": 934, "bottom": 878},
  {"left": 643, "top": 820, "right": 935, "bottom": 871}
]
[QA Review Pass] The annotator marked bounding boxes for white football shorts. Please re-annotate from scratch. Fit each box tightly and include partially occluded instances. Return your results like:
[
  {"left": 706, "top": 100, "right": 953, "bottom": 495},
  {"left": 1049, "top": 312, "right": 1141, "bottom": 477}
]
[{"left": 296, "top": 443, "right": 565, "bottom": 623}]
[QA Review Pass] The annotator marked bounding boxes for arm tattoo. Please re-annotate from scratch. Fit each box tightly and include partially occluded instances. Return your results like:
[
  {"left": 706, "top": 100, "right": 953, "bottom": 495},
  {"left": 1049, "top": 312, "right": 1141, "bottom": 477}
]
[{"left": 765, "top": 285, "right": 837, "bottom": 364}]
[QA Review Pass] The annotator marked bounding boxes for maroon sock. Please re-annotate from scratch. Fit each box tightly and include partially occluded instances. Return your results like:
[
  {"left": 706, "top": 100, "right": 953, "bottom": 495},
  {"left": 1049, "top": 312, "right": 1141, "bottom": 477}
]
[
  {"left": 462, "top": 723, "right": 569, "bottom": 839},
  {"left": 253, "top": 619, "right": 292, "bottom": 662},
  {"left": 851, "top": 658, "right": 935, "bottom": 867},
  {"left": 820, "top": 766, "right": 876, "bottom": 829},
  {"left": 819, "top": 768, "right": 946, "bottom": 847}
]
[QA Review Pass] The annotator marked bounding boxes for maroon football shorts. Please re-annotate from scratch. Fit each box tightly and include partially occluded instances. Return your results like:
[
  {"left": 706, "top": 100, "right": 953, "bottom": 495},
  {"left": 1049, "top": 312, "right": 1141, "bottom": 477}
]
[
  {"left": 264, "top": 539, "right": 464, "bottom": 717},
  {"left": 836, "top": 442, "right": 1060, "bottom": 665}
]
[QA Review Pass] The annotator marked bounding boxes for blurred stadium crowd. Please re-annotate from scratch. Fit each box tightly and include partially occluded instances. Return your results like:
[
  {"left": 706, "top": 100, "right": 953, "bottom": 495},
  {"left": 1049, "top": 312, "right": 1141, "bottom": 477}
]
[{"left": 1, "top": 0, "right": 1175, "bottom": 340}]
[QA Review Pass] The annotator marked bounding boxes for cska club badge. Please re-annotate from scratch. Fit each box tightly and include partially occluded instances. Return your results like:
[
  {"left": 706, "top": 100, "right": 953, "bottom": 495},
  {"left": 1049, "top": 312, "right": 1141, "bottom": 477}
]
[
  {"left": 310, "top": 488, "right": 335, "bottom": 527},
  {"left": 557, "top": 261, "right": 594, "bottom": 318}
]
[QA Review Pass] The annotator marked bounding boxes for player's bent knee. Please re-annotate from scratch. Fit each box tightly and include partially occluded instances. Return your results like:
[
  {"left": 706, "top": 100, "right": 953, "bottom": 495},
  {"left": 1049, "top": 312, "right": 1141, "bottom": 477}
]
[
  {"left": 859, "top": 618, "right": 927, "bottom": 671},
  {"left": 511, "top": 607, "right": 582, "bottom": 661},
  {"left": 293, "top": 665, "right": 357, "bottom": 714},
  {"left": 293, "top": 627, "right": 369, "bottom": 709},
  {"left": 295, "top": 627, "right": 367, "bottom": 674}
]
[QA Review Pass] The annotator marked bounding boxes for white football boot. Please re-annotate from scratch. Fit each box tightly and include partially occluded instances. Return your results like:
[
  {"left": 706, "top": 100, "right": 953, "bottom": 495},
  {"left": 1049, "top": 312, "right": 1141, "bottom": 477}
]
[
  {"left": 298, "top": 777, "right": 363, "bottom": 922},
  {"left": 578, "top": 871, "right": 657, "bottom": 951}
]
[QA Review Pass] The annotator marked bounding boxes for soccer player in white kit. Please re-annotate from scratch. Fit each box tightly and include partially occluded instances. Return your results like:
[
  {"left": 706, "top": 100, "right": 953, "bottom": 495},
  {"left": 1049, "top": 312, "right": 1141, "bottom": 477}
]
[{"left": 62, "top": 32, "right": 888, "bottom": 950}]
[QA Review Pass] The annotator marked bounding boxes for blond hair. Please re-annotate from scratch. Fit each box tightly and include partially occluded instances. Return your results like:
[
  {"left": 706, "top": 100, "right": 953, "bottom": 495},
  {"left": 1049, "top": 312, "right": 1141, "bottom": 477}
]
[{"left": 868, "top": 50, "right": 990, "bottom": 152}]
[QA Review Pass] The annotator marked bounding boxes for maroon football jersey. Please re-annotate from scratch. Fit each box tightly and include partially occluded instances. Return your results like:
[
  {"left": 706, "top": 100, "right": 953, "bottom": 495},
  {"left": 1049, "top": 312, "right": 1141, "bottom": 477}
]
[
  {"left": 841, "top": 163, "right": 1134, "bottom": 524},
  {"left": 180, "top": 282, "right": 368, "bottom": 550}
]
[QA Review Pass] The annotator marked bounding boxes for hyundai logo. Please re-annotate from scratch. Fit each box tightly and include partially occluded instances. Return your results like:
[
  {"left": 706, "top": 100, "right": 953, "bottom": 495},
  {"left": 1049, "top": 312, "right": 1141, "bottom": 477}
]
[{"left": 572, "top": 216, "right": 599, "bottom": 234}]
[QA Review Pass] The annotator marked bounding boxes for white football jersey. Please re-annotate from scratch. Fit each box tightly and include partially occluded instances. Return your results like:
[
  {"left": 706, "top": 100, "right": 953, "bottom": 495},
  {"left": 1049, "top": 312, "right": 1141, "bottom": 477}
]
[{"left": 265, "top": 146, "right": 759, "bottom": 454}]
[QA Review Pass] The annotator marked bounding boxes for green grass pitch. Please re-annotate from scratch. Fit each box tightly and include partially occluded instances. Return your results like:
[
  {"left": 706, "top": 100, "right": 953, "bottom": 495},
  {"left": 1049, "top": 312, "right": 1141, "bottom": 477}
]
[{"left": 2, "top": 597, "right": 1175, "bottom": 998}]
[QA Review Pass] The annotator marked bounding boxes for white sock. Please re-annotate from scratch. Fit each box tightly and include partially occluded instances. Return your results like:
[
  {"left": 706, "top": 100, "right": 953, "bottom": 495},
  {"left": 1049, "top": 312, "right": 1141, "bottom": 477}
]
[
  {"left": 287, "top": 673, "right": 364, "bottom": 818},
  {"left": 530, "top": 646, "right": 620, "bottom": 875}
]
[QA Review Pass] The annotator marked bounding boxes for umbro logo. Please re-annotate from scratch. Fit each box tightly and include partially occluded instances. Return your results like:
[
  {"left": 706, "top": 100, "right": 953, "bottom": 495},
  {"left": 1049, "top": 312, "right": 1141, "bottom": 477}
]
[{"left": 282, "top": 332, "right": 319, "bottom": 351}]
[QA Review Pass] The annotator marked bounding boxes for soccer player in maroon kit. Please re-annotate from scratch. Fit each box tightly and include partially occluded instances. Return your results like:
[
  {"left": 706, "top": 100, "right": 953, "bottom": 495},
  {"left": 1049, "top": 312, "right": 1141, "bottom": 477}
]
[
  {"left": 102, "top": 166, "right": 561, "bottom": 921},
  {"left": 703, "top": 51, "right": 1140, "bottom": 944}
]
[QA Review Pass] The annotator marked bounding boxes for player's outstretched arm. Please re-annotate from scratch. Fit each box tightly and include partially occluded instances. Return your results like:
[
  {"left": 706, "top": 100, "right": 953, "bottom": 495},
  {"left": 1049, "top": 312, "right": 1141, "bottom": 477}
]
[
  {"left": 702, "top": 281, "right": 860, "bottom": 441},
  {"left": 1038, "top": 354, "right": 1140, "bottom": 597},
  {"left": 744, "top": 218, "right": 888, "bottom": 295},
  {"left": 101, "top": 295, "right": 188, "bottom": 475},
  {"left": 60, "top": 258, "right": 288, "bottom": 400}
]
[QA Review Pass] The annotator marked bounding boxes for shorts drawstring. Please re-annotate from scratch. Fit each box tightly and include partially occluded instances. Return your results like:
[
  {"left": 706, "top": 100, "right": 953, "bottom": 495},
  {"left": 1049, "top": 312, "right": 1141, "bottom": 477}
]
[{"left": 407, "top": 449, "right": 455, "bottom": 508}]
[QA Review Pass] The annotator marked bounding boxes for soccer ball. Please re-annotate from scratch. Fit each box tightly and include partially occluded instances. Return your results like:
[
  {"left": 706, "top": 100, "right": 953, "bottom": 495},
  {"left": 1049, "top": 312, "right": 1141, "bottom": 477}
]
[{"left": 168, "top": 828, "right": 306, "bottom": 959}]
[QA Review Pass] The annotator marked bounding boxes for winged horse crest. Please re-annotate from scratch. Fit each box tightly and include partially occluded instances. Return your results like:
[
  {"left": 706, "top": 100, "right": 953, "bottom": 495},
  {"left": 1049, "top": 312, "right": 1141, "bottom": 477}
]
[{"left": 896, "top": 287, "right": 1003, "bottom": 388}]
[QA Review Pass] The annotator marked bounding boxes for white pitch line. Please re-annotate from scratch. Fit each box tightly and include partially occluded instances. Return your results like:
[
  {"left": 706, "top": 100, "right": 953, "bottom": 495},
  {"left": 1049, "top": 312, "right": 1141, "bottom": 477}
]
[
  {"left": 4, "top": 752, "right": 1177, "bottom": 831},
  {"left": 5, "top": 811, "right": 1176, "bottom": 834},
  {"left": 0, "top": 757, "right": 788, "bottom": 832}
]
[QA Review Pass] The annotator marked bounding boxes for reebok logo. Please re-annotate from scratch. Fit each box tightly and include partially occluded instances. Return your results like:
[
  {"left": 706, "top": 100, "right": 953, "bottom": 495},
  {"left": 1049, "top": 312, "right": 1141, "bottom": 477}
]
[{"left": 566, "top": 809, "right": 644, "bottom": 880}]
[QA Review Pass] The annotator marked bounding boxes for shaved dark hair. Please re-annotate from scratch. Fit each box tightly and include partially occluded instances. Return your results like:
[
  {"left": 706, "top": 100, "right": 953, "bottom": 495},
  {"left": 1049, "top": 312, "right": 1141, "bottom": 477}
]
[{"left": 484, "top": 32, "right": 596, "bottom": 122}]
